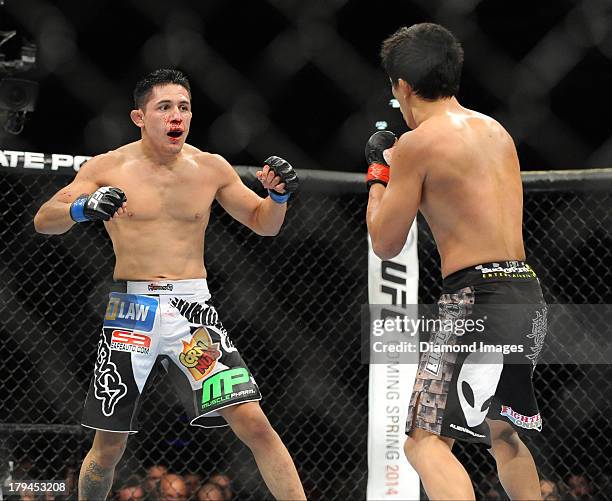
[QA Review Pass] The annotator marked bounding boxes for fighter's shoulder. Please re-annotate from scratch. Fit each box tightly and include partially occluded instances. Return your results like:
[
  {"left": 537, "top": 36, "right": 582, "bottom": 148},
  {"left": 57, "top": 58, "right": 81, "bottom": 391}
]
[
  {"left": 394, "top": 125, "right": 441, "bottom": 165},
  {"left": 185, "top": 145, "right": 235, "bottom": 175},
  {"left": 76, "top": 146, "right": 129, "bottom": 179}
]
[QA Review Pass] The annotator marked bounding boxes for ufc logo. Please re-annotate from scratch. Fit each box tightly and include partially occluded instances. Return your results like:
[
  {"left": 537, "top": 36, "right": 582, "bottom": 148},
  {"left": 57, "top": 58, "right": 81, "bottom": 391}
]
[
  {"left": 381, "top": 261, "right": 407, "bottom": 306},
  {"left": 111, "top": 330, "right": 151, "bottom": 348},
  {"left": 89, "top": 187, "right": 109, "bottom": 209}
]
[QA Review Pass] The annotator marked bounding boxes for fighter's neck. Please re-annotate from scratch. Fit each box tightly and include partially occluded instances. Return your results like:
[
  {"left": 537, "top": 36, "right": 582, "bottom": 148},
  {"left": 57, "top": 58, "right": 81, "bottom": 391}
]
[
  {"left": 411, "top": 96, "right": 461, "bottom": 127},
  {"left": 139, "top": 137, "right": 182, "bottom": 166}
]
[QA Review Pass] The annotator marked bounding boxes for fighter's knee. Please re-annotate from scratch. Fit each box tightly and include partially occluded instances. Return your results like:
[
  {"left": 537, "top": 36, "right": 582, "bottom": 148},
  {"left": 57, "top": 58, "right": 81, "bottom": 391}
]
[
  {"left": 240, "top": 416, "right": 278, "bottom": 448},
  {"left": 224, "top": 403, "right": 278, "bottom": 448},
  {"left": 90, "top": 435, "right": 127, "bottom": 467},
  {"left": 403, "top": 436, "right": 426, "bottom": 466},
  {"left": 490, "top": 427, "right": 520, "bottom": 455}
]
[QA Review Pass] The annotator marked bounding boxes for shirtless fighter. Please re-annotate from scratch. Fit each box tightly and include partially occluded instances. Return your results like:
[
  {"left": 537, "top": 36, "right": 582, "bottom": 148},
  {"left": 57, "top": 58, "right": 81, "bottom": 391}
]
[
  {"left": 34, "top": 69, "right": 305, "bottom": 501},
  {"left": 366, "top": 24, "right": 547, "bottom": 500}
]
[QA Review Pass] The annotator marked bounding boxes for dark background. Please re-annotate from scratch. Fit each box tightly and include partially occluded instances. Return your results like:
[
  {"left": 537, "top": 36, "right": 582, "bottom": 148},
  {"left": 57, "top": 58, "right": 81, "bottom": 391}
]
[{"left": 2, "top": 0, "right": 612, "bottom": 172}]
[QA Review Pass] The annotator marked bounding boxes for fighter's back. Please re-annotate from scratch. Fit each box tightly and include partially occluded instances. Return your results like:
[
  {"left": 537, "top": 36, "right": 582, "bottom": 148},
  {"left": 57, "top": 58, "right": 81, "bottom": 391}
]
[{"left": 416, "top": 107, "right": 525, "bottom": 277}]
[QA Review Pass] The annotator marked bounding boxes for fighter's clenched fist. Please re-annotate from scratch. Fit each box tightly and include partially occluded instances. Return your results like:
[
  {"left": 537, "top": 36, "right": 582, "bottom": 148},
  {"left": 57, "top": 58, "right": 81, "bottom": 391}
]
[
  {"left": 70, "top": 186, "right": 127, "bottom": 222},
  {"left": 256, "top": 156, "right": 299, "bottom": 203}
]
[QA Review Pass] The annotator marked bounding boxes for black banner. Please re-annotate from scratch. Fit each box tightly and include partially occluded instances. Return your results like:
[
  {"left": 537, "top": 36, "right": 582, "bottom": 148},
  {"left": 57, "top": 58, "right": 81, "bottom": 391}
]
[{"left": 0, "top": 149, "right": 90, "bottom": 175}]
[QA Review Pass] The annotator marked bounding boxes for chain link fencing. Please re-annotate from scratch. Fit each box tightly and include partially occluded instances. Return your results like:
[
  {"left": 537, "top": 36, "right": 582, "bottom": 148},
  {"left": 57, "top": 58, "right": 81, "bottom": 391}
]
[{"left": 1, "top": 167, "right": 611, "bottom": 500}]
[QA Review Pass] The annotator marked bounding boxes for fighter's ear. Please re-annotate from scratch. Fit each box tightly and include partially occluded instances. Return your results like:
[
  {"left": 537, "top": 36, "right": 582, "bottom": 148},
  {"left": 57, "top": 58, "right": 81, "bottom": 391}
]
[
  {"left": 396, "top": 79, "right": 413, "bottom": 99},
  {"left": 130, "top": 109, "right": 144, "bottom": 128}
]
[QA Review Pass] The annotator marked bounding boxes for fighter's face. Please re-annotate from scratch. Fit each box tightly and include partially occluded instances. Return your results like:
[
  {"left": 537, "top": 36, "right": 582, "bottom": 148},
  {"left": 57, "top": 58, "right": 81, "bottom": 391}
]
[{"left": 139, "top": 84, "right": 192, "bottom": 152}]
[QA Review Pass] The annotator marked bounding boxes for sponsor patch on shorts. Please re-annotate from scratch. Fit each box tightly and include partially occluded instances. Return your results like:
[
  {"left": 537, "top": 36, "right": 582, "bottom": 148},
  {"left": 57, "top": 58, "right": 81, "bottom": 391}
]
[
  {"left": 201, "top": 368, "right": 258, "bottom": 411},
  {"left": 104, "top": 293, "right": 157, "bottom": 332},
  {"left": 449, "top": 423, "right": 486, "bottom": 438},
  {"left": 110, "top": 329, "right": 152, "bottom": 355},
  {"left": 179, "top": 327, "right": 221, "bottom": 381},
  {"left": 500, "top": 405, "right": 542, "bottom": 431}
]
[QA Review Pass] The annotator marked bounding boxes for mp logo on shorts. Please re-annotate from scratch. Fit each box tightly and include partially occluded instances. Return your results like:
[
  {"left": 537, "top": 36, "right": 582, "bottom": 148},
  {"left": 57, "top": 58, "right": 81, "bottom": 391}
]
[
  {"left": 104, "top": 293, "right": 157, "bottom": 332},
  {"left": 201, "top": 368, "right": 257, "bottom": 411},
  {"left": 94, "top": 335, "right": 127, "bottom": 416},
  {"left": 500, "top": 405, "right": 542, "bottom": 431},
  {"left": 110, "top": 329, "right": 152, "bottom": 355},
  {"left": 179, "top": 327, "right": 221, "bottom": 380}
]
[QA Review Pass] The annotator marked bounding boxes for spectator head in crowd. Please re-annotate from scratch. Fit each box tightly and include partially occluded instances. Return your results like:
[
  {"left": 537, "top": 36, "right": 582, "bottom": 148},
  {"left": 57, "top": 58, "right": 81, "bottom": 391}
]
[
  {"left": 13, "top": 455, "right": 34, "bottom": 480},
  {"left": 567, "top": 474, "right": 592, "bottom": 500},
  {"left": 64, "top": 465, "right": 79, "bottom": 498},
  {"left": 540, "top": 478, "right": 560, "bottom": 500},
  {"left": 117, "top": 476, "right": 146, "bottom": 501},
  {"left": 208, "top": 472, "right": 232, "bottom": 500},
  {"left": 483, "top": 487, "right": 502, "bottom": 500},
  {"left": 145, "top": 464, "right": 169, "bottom": 494},
  {"left": 184, "top": 472, "right": 202, "bottom": 499},
  {"left": 19, "top": 488, "right": 36, "bottom": 501},
  {"left": 196, "top": 483, "right": 224, "bottom": 501},
  {"left": 159, "top": 473, "right": 187, "bottom": 501}
]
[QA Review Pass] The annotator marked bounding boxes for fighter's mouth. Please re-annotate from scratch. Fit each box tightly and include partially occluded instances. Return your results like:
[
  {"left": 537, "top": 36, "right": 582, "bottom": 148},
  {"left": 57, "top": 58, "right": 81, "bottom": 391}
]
[{"left": 167, "top": 130, "right": 183, "bottom": 138}]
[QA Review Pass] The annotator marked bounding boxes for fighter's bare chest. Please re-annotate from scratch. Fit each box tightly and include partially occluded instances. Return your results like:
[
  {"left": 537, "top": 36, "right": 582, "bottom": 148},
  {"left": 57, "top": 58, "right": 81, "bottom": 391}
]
[{"left": 104, "top": 168, "right": 216, "bottom": 221}]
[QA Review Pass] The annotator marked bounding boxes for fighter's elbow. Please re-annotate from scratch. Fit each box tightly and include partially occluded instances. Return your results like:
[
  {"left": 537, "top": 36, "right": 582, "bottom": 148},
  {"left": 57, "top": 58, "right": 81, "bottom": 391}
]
[
  {"left": 33, "top": 209, "right": 69, "bottom": 235},
  {"left": 254, "top": 225, "right": 281, "bottom": 237},
  {"left": 33, "top": 211, "right": 47, "bottom": 234},
  {"left": 372, "top": 239, "right": 402, "bottom": 261}
]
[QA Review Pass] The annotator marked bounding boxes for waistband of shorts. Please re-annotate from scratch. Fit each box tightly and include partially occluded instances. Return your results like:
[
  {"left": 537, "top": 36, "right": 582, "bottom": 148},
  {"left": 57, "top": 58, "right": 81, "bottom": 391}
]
[
  {"left": 443, "top": 261, "right": 538, "bottom": 290},
  {"left": 111, "top": 279, "right": 209, "bottom": 296}
]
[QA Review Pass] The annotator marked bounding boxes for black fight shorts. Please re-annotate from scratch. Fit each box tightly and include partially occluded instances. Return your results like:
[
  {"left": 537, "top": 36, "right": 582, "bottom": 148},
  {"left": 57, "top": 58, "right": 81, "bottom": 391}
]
[
  {"left": 82, "top": 279, "right": 261, "bottom": 433},
  {"left": 406, "top": 261, "right": 547, "bottom": 446}
]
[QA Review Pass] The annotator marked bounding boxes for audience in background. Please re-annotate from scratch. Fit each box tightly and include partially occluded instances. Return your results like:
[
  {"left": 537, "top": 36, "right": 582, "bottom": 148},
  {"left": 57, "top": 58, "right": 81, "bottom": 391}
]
[
  {"left": 566, "top": 473, "right": 592, "bottom": 501},
  {"left": 540, "top": 478, "right": 561, "bottom": 500},
  {"left": 159, "top": 473, "right": 187, "bottom": 501},
  {"left": 116, "top": 475, "right": 146, "bottom": 501},
  {"left": 144, "top": 464, "right": 168, "bottom": 498},
  {"left": 208, "top": 472, "right": 232, "bottom": 501},
  {"left": 195, "top": 483, "right": 224, "bottom": 501},
  {"left": 183, "top": 472, "right": 202, "bottom": 500},
  {"left": 5, "top": 454, "right": 599, "bottom": 501}
]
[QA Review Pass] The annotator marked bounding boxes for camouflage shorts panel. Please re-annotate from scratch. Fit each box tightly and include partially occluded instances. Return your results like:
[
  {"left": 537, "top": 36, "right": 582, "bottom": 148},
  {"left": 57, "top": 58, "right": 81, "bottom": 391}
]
[{"left": 406, "top": 287, "right": 474, "bottom": 436}]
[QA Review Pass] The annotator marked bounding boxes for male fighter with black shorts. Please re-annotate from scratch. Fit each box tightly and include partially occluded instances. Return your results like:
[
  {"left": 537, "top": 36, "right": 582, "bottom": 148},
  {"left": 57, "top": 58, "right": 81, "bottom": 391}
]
[
  {"left": 366, "top": 24, "right": 547, "bottom": 500},
  {"left": 34, "top": 69, "right": 305, "bottom": 501}
]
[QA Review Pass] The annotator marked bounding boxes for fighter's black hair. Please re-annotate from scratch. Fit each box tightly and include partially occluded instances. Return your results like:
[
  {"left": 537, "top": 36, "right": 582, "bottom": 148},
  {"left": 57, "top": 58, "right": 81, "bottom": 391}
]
[
  {"left": 381, "top": 23, "right": 464, "bottom": 100},
  {"left": 133, "top": 68, "right": 191, "bottom": 109}
]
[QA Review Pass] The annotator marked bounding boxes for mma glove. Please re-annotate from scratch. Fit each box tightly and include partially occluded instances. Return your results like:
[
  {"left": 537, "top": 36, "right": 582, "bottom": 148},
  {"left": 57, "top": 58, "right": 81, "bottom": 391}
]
[
  {"left": 70, "top": 186, "right": 127, "bottom": 222},
  {"left": 365, "top": 130, "right": 397, "bottom": 190},
  {"left": 264, "top": 156, "right": 299, "bottom": 203}
]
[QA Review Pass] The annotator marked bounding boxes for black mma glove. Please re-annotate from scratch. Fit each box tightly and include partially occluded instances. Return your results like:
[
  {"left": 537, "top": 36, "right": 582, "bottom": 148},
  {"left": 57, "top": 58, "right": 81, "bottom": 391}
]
[
  {"left": 70, "top": 186, "right": 127, "bottom": 222},
  {"left": 365, "top": 130, "right": 396, "bottom": 189},
  {"left": 264, "top": 156, "right": 299, "bottom": 203}
]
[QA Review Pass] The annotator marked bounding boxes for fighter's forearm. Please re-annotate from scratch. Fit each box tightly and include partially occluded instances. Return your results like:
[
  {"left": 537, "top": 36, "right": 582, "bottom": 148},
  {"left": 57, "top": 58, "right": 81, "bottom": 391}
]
[
  {"left": 251, "top": 197, "right": 287, "bottom": 236},
  {"left": 366, "top": 185, "right": 384, "bottom": 242},
  {"left": 33, "top": 200, "right": 76, "bottom": 235},
  {"left": 367, "top": 185, "right": 401, "bottom": 260}
]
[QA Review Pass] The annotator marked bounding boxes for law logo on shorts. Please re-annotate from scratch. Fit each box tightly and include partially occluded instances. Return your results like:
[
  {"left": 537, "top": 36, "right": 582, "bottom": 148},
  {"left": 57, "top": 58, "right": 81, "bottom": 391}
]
[
  {"left": 104, "top": 293, "right": 157, "bottom": 332},
  {"left": 179, "top": 327, "right": 221, "bottom": 381},
  {"left": 94, "top": 336, "right": 127, "bottom": 416}
]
